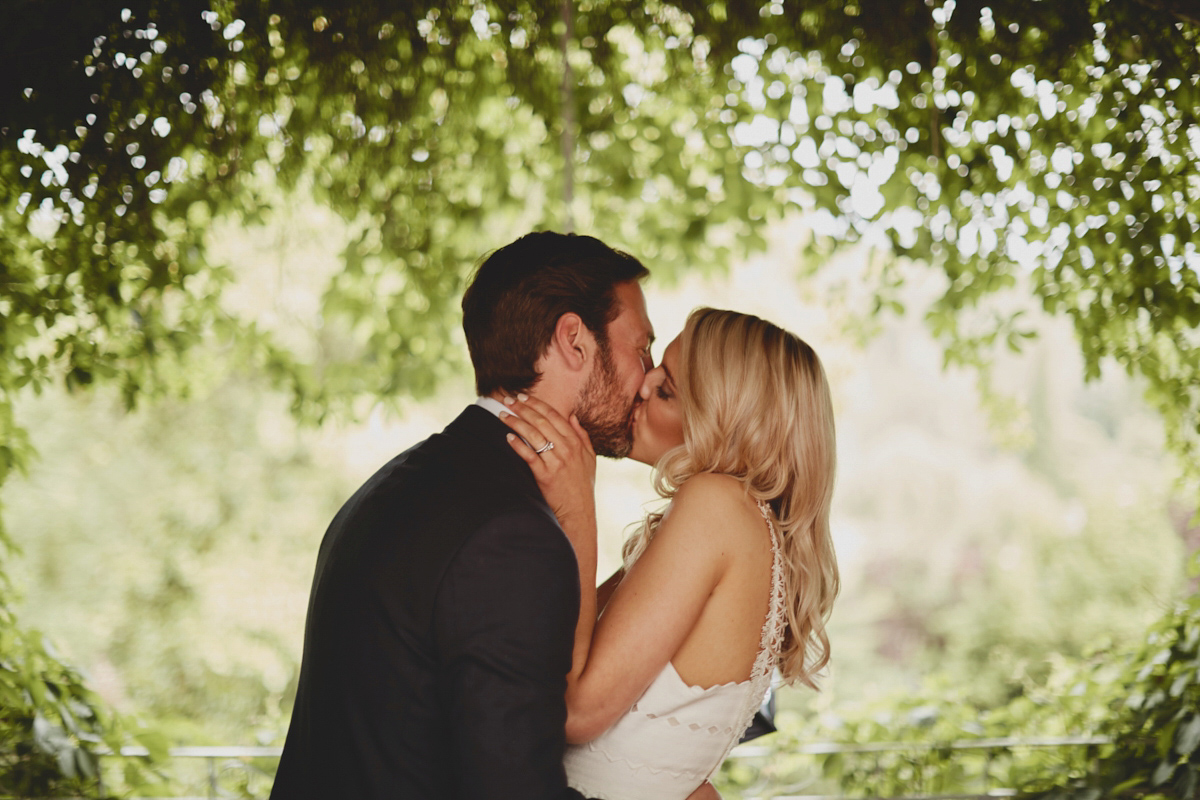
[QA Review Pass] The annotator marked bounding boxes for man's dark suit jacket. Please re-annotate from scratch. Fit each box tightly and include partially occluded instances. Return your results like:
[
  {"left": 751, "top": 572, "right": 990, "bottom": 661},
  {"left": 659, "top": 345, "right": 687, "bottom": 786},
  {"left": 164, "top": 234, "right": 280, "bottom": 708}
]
[{"left": 271, "top": 405, "right": 586, "bottom": 799}]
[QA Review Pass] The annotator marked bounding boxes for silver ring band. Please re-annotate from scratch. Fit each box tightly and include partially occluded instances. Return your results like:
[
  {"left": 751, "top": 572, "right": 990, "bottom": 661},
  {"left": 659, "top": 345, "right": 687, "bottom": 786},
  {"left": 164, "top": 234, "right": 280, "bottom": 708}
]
[{"left": 535, "top": 440, "right": 555, "bottom": 454}]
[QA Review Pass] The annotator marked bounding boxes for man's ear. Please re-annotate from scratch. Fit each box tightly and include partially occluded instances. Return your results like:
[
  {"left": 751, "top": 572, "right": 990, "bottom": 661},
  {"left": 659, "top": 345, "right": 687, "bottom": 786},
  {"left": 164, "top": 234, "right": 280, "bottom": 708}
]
[{"left": 551, "top": 312, "right": 595, "bottom": 373}]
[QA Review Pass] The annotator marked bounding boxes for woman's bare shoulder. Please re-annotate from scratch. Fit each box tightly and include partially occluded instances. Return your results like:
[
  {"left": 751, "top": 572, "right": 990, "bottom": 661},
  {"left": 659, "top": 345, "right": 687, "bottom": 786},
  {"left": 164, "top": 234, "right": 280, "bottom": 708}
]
[
  {"left": 667, "top": 473, "right": 761, "bottom": 539},
  {"left": 674, "top": 471, "right": 745, "bottom": 503}
]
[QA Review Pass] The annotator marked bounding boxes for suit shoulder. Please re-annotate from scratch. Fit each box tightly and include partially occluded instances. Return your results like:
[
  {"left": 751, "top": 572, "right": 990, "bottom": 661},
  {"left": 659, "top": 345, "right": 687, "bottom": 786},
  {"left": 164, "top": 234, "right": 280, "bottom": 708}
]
[
  {"left": 461, "top": 504, "right": 573, "bottom": 561},
  {"left": 434, "top": 503, "right": 581, "bottom": 643}
]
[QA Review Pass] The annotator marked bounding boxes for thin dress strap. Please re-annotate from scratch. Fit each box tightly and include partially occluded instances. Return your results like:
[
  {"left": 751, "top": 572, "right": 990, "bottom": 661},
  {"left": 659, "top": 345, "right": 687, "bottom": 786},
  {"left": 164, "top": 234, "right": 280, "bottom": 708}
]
[{"left": 706, "top": 499, "right": 787, "bottom": 778}]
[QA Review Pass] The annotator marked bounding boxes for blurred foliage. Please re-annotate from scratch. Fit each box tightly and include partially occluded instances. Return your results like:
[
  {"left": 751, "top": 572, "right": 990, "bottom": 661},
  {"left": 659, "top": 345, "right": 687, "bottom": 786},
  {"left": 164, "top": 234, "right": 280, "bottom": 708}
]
[
  {"left": 1, "top": 0, "right": 1197, "bottom": 463},
  {"left": 719, "top": 560, "right": 1200, "bottom": 799},
  {"left": 813, "top": 290, "right": 1185, "bottom": 709},
  {"left": 1027, "top": 573, "right": 1200, "bottom": 800},
  {"left": 0, "top": 599, "right": 169, "bottom": 798},
  {"left": 5, "top": 372, "right": 358, "bottom": 742},
  {"left": 2, "top": 0, "right": 1199, "bottom": 793},
  {"left": 0, "top": 412, "right": 166, "bottom": 796},
  {"left": 854, "top": 489, "right": 1183, "bottom": 706}
]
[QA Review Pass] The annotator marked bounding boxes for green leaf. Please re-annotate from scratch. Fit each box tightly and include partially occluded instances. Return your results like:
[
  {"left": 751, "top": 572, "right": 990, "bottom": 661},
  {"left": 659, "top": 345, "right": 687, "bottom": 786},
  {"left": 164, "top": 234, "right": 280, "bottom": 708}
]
[
  {"left": 133, "top": 727, "right": 171, "bottom": 762},
  {"left": 1111, "top": 776, "right": 1147, "bottom": 794},
  {"left": 1176, "top": 714, "right": 1200, "bottom": 756},
  {"left": 1152, "top": 759, "right": 1176, "bottom": 787}
]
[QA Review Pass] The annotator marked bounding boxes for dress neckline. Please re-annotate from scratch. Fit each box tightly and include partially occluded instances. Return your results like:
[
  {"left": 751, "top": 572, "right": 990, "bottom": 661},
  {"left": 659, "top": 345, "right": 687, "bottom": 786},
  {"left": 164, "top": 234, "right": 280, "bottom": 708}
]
[{"left": 663, "top": 659, "right": 752, "bottom": 694}]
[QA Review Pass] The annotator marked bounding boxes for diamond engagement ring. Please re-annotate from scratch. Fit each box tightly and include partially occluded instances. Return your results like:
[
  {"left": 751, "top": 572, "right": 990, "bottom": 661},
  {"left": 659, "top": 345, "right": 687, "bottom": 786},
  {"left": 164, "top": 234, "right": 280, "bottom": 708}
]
[{"left": 535, "top": 440, "right": 555, "bottom": 454}]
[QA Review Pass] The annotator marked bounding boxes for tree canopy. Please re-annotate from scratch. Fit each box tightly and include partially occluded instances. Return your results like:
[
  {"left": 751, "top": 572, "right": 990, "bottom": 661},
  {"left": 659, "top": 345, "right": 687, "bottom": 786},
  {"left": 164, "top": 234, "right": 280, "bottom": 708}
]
[{"left": 3, "top": 0, "right": 1198, "bottom": 481}]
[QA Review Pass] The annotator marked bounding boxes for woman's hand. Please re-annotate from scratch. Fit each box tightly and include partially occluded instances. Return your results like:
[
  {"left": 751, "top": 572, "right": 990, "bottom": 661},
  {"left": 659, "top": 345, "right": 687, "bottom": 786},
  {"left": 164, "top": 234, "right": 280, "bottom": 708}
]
[{"left": 501, "top": 393, "right": 597, "bottom": 537}]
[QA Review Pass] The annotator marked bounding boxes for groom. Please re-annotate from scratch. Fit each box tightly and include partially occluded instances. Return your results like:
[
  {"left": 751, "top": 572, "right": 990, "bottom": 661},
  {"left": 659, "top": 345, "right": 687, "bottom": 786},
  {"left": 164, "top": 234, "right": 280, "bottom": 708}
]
[{"left": 270, "top": 232, "right": 654, "bottom": 799}]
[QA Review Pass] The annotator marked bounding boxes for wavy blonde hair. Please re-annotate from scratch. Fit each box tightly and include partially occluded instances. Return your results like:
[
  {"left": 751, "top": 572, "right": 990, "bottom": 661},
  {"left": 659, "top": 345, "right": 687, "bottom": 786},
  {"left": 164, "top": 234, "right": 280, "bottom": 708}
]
[{"left": 622, "top": 308, "right": 840, "bottom": 689}]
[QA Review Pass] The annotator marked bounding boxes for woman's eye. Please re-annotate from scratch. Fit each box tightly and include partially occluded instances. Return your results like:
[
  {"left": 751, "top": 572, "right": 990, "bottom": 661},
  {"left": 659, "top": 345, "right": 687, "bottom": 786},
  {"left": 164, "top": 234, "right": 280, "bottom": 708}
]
[{"left": 656, "top": 385, "right": 673, "bottom": 401}]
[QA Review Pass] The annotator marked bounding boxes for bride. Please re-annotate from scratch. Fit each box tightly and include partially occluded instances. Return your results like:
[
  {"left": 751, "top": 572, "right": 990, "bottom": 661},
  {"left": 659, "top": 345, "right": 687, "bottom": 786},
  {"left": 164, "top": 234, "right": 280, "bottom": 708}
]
[{"left": 500, "top": 307, "right": 840, "bottom": 800}]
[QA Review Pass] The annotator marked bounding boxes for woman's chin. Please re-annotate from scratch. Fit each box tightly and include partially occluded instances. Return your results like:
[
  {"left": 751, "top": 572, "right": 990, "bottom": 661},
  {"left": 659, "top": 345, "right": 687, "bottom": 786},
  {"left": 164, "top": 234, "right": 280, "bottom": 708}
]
[{"left": 627, "top": 441, "right": 658, "bottom": 466}]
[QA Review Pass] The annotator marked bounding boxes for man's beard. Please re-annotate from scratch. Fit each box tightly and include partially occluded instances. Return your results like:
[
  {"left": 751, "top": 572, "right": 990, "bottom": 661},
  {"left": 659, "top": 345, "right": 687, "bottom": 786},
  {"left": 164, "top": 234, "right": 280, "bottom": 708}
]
[{"left": 576, "top": 341, "right": 637, "bottom": 459}]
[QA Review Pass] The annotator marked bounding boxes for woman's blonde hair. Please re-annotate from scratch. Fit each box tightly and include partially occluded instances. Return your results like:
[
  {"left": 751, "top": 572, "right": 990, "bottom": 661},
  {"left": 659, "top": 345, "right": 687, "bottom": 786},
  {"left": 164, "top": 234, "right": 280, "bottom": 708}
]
[{"left": 622, "top": 307, "right": 839, "bottom": 689}]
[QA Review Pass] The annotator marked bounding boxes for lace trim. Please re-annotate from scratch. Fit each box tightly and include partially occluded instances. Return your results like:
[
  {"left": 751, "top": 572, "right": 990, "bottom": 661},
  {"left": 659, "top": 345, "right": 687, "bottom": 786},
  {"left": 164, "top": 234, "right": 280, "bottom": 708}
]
[{"left": 705, "top": 499, "right": 786, "bottom": 779}]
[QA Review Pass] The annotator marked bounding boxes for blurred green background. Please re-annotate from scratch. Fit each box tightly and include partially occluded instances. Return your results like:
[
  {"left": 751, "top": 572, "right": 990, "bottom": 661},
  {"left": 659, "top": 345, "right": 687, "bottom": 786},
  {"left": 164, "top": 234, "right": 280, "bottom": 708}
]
[{"left": 2, "top": 1, "right": 1198, "bottom": 797}]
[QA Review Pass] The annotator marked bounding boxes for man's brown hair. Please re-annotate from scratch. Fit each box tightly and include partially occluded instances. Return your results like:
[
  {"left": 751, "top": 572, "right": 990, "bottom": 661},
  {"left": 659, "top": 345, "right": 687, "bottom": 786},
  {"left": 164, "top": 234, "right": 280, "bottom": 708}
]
[{"left": 461, "top": 231, "right": 649, "bottom": 397}]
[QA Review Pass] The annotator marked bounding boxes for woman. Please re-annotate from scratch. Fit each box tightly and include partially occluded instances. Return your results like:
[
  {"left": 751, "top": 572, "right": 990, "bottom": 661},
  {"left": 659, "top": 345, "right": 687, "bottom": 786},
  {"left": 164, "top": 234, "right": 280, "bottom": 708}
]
[{"left": 501, "top": 307, "right": 839, "bottom": 800}]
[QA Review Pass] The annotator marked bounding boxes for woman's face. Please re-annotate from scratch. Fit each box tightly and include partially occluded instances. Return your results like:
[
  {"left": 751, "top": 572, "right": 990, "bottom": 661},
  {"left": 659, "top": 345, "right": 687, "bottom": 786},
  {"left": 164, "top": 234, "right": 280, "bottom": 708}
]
[{"left": 629, "top": 335, "right": 686, "bottom": 465}]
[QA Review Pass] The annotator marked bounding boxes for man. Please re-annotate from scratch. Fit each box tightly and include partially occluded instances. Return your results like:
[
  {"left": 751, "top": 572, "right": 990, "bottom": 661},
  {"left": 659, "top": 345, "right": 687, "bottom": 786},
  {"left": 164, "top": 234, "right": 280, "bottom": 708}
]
[{"left": 270, "top": 231, "right": 653, "bottom": 799}]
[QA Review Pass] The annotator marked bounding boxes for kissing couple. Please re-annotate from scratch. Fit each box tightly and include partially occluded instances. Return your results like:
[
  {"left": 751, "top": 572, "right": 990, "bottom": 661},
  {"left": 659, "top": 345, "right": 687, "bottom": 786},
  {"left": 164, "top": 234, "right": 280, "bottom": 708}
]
[{"left": 270, "top": 232, "right": 840, "bottom": 800}]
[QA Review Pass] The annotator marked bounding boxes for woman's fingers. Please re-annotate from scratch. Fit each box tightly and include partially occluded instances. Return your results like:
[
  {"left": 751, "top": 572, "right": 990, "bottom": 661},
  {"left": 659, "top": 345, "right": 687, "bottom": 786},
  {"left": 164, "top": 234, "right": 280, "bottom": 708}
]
[
  {"left": 504, "top": 393, "right": 577, "bottom": 447},
  {"left": 499, "top": 408, "right": 555, "bottom": 454},
  {"left": 500, "top": 395, "right": 598, "bottom": 536},
  {"left": 505, "top": 433, "right": 548, "bottom": 477},
  {"left": 505, "top": 393, "right": 594, "bottom": 455}
]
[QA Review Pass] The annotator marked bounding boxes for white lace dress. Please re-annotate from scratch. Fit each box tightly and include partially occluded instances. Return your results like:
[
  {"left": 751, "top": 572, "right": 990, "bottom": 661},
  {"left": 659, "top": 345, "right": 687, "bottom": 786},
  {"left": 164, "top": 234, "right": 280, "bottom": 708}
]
[{"left": 563, "top": 501, "right": 786, "bottom": 800}]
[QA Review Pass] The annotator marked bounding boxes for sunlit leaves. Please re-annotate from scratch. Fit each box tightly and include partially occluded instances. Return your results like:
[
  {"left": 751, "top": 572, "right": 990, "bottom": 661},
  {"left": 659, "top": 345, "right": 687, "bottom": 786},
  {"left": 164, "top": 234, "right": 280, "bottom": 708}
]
[
  {"left": 0, "top": 600, "right": 164, "bottom": 797},
  {"left": 667, "top": 0, "right": 1200, "bottom": 496},
  {"left": 1028, "top": 588, "right": 1200, "bottom": 800},
  {"left": 1, "top": 0, "right": 1197, "bottom": 467}
]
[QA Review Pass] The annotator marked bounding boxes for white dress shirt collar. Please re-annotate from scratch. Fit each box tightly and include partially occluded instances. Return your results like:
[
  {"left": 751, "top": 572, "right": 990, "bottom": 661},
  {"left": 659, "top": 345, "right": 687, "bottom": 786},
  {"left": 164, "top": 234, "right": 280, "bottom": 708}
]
[{"left": 475, "top": 396, "right": 514, "bottom": 419}]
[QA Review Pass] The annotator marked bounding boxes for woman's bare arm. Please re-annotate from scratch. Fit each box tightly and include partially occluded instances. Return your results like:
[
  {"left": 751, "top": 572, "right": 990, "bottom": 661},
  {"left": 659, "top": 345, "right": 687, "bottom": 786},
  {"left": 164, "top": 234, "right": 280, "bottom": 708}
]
[
  {"left": 562, "top": 473, "right": 746, "bottom": 742},
  {"left": 596, "top": 568, "right": 625, "bottom": 616},
  {"left": 685, "top": 783, "right": 722, "bottom": 800},
  {"left": 503, "top": 397, "right": 746, "bottom": 744}
]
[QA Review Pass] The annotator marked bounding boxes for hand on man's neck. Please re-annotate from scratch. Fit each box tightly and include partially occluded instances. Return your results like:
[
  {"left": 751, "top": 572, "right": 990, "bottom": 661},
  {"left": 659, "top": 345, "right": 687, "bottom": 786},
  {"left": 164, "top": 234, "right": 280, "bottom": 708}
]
[{"left": 484, "top": 386, "right": 574, "bottom": 421}]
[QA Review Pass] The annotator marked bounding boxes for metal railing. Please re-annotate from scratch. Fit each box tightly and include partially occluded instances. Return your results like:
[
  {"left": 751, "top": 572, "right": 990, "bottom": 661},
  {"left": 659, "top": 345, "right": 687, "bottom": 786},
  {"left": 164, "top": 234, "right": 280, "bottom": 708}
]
[
  {"left": 94, "top": 736, "right": 1112, "bottom": 800},
  {"left": 723, "top": 735, "right": 1112, "bottom": 800},
  {"left": 97, "top": 745, "right": 280, "bottom": 800}
]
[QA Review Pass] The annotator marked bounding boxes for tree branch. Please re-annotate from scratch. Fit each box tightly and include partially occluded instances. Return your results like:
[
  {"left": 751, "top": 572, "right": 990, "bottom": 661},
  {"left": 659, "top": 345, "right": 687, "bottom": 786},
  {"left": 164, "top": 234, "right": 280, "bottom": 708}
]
[{"left": 560, "top": 0, "right": 576, "bottom": 233}]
